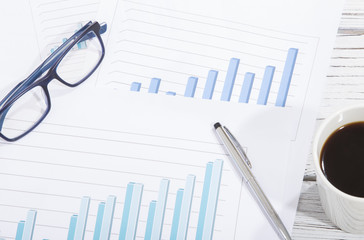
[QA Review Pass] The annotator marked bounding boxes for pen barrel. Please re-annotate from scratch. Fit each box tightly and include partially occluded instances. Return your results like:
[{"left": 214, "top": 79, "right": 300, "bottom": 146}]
[
  {"left": 247, "top": 179, "right": 292, "bottom": 240},
  {"left": 214, "top": 126, "right": 254, "bottom": 179}
]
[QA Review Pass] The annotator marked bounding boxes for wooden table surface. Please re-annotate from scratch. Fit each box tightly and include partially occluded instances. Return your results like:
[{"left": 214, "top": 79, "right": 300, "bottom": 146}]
[{"left": 292, "top": 0, "right": 364, "bottom": 239}]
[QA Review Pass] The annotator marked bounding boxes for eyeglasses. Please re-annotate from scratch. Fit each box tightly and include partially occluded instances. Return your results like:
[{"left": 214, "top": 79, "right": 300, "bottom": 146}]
[{"left": 0, "top": 21, "right": 106, "bottom": 142}]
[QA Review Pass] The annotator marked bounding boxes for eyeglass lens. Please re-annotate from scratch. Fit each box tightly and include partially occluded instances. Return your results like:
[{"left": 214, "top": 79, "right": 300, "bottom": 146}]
[
  {"left": 57, "top": 30, "right": 103, "bottom": 85},
  {"left": 0, "top": 86, "right": 48, "bottom": 139}
]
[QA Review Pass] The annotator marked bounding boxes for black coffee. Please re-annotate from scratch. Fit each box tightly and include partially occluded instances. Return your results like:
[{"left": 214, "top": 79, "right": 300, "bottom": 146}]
[{"left": 320, "top": 121, "right": 364, "bottom": 198}]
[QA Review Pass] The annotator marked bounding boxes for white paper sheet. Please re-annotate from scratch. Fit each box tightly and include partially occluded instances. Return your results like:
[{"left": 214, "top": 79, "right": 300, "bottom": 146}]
[{"left": 0, "top": 88, "right": 296, "bottom": 239}]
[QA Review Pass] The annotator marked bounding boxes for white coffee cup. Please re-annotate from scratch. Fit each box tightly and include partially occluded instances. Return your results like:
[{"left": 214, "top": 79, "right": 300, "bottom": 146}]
[{"left": 313, "top": 105, "right": 364, "bottom": 234}]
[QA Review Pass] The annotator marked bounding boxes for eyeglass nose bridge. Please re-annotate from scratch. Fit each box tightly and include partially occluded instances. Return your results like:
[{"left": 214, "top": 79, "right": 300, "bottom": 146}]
[
  {"left": 23, "top": 69, "right": 59, "bottom": 93},
  {"left": 33, "top": 65, "right": 78, "bottom": 90}
]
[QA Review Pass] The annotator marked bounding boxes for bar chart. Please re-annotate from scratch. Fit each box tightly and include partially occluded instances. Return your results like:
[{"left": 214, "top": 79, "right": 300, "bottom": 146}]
[
  {"left": 129, "top": 48, "right": 298, "bottom": 107},
  {"left": 13, "top": 160, "right": 223, "bottom": 240}
]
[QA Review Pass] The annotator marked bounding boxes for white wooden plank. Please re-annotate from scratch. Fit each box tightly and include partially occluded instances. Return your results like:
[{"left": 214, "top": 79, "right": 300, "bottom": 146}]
[
  {"left": 293, "top": 182, "right": 364, "bottom": 239},
  {"left": 334, "top": 35, "right": 364, "bottom": 49},
  {"left": 331, "top": 49, "right": 364, "bottom": 58},
  {"left": 330, "top": 57, "right": 364, "bottom": 66}
]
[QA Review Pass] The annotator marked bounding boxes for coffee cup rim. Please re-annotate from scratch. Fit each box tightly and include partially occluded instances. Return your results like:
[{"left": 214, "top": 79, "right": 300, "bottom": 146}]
[{"left": 313, "top": 104, "right": 364, "bottom": 202}]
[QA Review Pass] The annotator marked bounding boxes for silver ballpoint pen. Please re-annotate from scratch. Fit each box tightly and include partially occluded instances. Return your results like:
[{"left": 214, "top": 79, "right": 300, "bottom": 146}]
[{"left": 214, "top": 122, "right": 292, "bottom": 240}]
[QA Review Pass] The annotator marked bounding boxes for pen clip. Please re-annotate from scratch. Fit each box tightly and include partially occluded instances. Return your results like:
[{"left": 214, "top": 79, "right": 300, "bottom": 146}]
[{"left": 223, "top": 126, "right": 252, "bottom": 169}]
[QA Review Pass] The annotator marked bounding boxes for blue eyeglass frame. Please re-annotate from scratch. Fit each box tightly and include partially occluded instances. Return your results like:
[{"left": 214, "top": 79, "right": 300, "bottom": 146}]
[{"left": 0, "top": 21, "right": 107, "bottom": 142}]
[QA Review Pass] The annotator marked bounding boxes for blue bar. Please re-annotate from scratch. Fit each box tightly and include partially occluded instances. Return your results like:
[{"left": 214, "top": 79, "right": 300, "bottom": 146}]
[
  {"left": 130, "top": 82, "right": 141, "bottom": 92},
  {"left": 15, "top": 220, "right": 25, "bottom": 240},
  {"left": 184, "top": 77, "right": 198, "bottom": 97},
  {"left": 221, "top": 58, "right": 240, "bottom": 101},
  {"left": 202, "top": 159, "right": 223, "bottom": 240},
  {"left": 239, "top": 73, "right": 255, "bottom": 103},
  {"left": 151, "top": 179, "right": 170, "bottom": 239},
  {"left": 125, "top": 183, "right": 143, "bottom": 240},
  {"left": 93, "top": 202, "right": 105, "bottom": 240},
  {"left": 23, "top": 210, "right": 37, "bottom": 240},
  {"left": 144, "top": 200, "right": 157, "bottom": 240},
  {"left": 177, "top": 175, "right": 195, "bottom": 240},
  {"left": 166, "top": 91, "right": 176, "bottom": 96},
  {"left": 196, "top": 162, "right": 213, "bottom": 240},
  {"left": 202, "top": 70, "right": 218, "bottom": 99},
  {"left": 77, "top": 41, "right": 87, "bottom": 49},
  {"left": 67, "top": 215, "right": 78, "bottom": 240},
  {"left": 170, "top": 189, "right": 184, "bottom": 240},
  {"left": 100, "top": 195, "right": 116, "bottom": 239},
  {"left": 74, "top": 196, "right": 90, "bottom": 240},
  {"left": 63, "top": 38, "right": 67, "bottom": 43},
  {"left": 275, "top": 48, "right": 298, "bottom": 107},
  {"left": 119, "top": 183, "right": 134, "bottom": 239},
  {"left": 257, "top": 66, "right": 275, "bottom": 105},
  {"left": 148, "top": 78, "right": 161, "bottom": 93}
]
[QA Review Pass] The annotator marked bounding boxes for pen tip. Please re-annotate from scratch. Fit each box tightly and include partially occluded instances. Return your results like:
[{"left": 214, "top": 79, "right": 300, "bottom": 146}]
[{"left": 214, "top": 122, "right": 222, "bottom": 129}]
